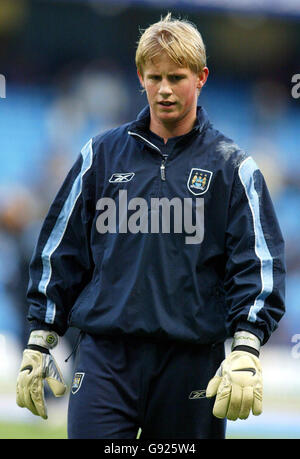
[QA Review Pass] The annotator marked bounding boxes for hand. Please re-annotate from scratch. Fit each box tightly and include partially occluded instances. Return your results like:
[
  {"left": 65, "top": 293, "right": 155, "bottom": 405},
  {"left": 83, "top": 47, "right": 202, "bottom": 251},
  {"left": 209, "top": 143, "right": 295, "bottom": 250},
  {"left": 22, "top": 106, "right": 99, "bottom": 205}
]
[
  {"left": 16, "top": 330, "right": 67, "bottom": 420},
  {"left": 206, "top": 332, "right": 262, "bottom": 421}
]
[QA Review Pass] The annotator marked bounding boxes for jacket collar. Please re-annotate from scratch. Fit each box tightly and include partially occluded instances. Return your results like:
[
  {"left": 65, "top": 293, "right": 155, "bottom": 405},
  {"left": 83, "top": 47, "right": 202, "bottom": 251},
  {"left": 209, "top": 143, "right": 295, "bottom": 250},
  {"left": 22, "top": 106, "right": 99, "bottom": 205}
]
[{"left": 128, "top": 104, "right": 211, "bottom": 136}]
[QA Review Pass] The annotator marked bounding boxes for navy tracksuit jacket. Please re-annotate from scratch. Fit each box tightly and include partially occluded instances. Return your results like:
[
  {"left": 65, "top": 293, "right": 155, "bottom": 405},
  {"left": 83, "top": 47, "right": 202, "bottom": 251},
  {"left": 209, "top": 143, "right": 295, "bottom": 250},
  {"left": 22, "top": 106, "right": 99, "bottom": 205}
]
[{"left": 27, "top": 105, "right": 286, "bottom": 347}]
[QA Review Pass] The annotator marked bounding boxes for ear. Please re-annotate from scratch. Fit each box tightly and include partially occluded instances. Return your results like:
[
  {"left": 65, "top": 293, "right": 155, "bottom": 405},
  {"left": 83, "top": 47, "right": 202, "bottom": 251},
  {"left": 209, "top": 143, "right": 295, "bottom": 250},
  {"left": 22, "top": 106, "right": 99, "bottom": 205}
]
[
  {"left": 197, "top": 67, "right": 209, "bottom": 90},
  {"left": 137, "top": 69, "right": 145, "bottom": 88}
]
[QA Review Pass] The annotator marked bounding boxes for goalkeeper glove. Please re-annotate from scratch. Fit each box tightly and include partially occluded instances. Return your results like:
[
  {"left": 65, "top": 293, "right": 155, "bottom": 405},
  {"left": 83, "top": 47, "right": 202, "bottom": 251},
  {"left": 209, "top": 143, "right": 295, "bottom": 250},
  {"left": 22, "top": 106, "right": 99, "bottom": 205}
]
[
  {"left": 206, "top": 331, "right": 262, "bottom": 421},
  {"left": 16, "top": 330, "right": 67, "bottom": 420}
]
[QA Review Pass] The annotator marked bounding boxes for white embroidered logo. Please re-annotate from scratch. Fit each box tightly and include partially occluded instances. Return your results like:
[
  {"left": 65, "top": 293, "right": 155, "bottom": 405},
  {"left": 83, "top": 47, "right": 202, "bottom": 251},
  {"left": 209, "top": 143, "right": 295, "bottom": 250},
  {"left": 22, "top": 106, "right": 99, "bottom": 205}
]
[{"left": 109, "top": 172, "right": 135, "bottom": 183}]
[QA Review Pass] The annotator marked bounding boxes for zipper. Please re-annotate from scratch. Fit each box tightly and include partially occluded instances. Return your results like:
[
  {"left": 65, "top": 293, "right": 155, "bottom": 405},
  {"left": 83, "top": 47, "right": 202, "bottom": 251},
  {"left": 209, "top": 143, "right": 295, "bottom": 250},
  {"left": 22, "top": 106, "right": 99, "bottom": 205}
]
[{"left": 128, "top": 130, "right": 167, "bottom": 181}]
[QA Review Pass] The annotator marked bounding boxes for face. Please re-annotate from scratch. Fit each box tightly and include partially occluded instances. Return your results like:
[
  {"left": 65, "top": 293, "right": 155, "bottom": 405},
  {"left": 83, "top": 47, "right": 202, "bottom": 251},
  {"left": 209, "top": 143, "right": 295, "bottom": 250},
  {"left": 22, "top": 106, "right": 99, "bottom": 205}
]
[{"left": 138, "top": 52, "right": 208, "bottom": 134}]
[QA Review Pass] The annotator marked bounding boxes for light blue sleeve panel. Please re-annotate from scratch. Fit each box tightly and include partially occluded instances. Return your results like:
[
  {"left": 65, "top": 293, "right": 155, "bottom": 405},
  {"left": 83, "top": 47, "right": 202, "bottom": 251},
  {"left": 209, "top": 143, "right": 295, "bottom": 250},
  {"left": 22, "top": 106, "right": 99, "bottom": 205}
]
[
  {"left": 37, "top": 139, "right": 94, "bottom": 325},
  {"left": 238, "top": 156, "right": 274, "bottom": 324}
]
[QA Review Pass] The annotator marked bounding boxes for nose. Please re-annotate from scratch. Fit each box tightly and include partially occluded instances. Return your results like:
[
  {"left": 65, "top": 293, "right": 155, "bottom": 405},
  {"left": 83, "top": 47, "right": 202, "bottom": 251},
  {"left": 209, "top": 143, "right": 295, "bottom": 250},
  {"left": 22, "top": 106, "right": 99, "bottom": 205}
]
[{"left": 158, "top": 78, "right": 172, "bottom": 97}]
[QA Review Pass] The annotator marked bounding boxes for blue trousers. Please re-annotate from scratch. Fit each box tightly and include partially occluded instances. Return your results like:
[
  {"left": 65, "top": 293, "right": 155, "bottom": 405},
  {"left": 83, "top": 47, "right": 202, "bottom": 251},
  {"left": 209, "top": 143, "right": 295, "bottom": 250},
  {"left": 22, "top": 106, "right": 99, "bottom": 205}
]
[{"left": 67, "top": 333, "right": 226, "bottom": 439}]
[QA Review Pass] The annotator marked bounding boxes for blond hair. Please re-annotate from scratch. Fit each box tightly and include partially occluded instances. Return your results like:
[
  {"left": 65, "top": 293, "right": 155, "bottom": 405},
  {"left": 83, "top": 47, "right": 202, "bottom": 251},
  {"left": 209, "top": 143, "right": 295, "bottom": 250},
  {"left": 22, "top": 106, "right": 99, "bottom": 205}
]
[{"left": 135, "top": 13, "right": 207, "bottom": 76}]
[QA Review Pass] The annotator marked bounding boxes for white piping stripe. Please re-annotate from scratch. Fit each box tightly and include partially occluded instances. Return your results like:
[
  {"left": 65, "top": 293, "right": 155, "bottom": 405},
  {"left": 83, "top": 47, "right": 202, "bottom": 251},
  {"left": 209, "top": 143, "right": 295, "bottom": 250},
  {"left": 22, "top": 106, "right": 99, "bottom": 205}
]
[
  {"left": 38, "top": 139, "right": 93, "bottom": 324},
  {"left": 238, "top": 157, "right": 274, "bottom": 323},
  {"left": 128, "top": 130, "right": 162, "bottom": 153}
]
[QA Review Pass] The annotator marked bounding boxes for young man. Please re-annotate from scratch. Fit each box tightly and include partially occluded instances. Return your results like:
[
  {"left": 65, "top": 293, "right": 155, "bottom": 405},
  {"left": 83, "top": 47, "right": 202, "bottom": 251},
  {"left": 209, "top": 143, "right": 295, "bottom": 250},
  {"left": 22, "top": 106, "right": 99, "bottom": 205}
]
[{"left": 16, "top": 14, "right": 285, "bottom": 439}]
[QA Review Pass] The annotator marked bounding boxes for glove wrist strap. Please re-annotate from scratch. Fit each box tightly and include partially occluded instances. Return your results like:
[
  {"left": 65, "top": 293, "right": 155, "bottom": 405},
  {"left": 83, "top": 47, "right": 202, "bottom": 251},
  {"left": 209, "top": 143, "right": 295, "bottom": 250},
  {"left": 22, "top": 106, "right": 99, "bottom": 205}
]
[
  {"left": 232, "top": 331, "right": 261, "bottom": 356},
  {"left": 27, "top": 344, "right": 50, "bottom": 354},
  {"left": 232, "top": 344, "right": 259, "bottom": 357},
  {"left": 28, "top": 330, "right": 59, "bottom": 350}
]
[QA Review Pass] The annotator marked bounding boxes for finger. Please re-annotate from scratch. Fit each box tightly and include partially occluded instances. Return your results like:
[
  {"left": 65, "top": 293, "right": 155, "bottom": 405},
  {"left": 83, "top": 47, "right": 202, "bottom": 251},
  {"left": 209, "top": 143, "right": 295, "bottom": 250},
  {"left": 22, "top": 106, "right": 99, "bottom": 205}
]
[
  {"left": 16, "top": 371, "right": 39, "bottom": 416},
  {"left": 206, "top": 375, "right": 222, "bottom": 398},
  {"left": 46, "top": 356, "right": 67, "bottom": 397},
  {"left": 239, "top": 387, "right": 253, "bottom": 420},
  {"left": 16, "top": 369, "right": 30, "bottom": 408},
  {"left": 29, "top": 377, "right": 48, "bottom": 419},
  {"left": 226, "top": 384, "right": 242, "bottom": 421},
  {"left": 22, "top": 381, "right": 40, "bottom": 417},
  {"left": 212, "top": 387, "right": 231, "bottom": 419},
  {"left": 253, "top": 388, "right": 263, "bottom": 416},
  {"left": 16, "top": 378, "right": 25, "bottom": 408},
  {"left": 46, "top": 377, "right": 67, "bottom": 397}
]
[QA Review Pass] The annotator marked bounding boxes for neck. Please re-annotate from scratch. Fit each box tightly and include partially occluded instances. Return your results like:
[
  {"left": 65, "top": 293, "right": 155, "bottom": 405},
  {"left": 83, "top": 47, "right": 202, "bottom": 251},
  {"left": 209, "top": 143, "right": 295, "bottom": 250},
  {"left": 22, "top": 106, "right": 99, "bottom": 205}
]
[{"left": 149, "top": 109, "right": 197, "bottom": 143}]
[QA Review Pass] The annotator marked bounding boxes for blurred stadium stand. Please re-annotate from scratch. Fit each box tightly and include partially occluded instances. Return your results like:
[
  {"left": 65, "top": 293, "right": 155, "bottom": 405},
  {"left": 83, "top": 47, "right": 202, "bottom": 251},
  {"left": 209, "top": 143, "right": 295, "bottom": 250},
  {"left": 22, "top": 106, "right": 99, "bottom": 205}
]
[{"left": 0, "top": 0, "right": 299, "bottom": 438}]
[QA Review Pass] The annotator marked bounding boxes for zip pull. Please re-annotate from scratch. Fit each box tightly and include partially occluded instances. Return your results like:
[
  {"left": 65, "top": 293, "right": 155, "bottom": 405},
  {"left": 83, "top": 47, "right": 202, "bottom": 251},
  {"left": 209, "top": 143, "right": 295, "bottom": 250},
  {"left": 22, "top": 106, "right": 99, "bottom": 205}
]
[
  {"left": 160, "top": 158, "right": 166, "bottom": 181},
  {"left": 160, "top": 154, "right": 168, "bottom": 181}
]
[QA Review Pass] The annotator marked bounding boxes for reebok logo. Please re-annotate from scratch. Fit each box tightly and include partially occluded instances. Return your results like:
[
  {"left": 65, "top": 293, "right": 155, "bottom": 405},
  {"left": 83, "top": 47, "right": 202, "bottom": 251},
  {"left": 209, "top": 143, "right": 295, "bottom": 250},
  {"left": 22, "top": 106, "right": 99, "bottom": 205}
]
[
  {"left": 109, "top": 172, "right": 135, "bottom": 183},
  {"left": 189, "top": 389, "right": 207, "bottom": 399},
  {"left": 232, "top": 367, "right": 256, "bottom": 376}
]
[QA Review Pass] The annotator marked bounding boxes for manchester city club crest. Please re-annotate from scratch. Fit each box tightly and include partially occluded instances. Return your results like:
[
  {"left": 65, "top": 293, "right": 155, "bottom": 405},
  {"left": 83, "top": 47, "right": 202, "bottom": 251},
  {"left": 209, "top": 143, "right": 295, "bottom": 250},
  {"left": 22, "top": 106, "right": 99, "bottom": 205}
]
[
  {"left": 187, "top": 168, "right": 213, "bottom": 195},
  {"left": 71, "top": 372, "right": 85, "bottom": 394}
]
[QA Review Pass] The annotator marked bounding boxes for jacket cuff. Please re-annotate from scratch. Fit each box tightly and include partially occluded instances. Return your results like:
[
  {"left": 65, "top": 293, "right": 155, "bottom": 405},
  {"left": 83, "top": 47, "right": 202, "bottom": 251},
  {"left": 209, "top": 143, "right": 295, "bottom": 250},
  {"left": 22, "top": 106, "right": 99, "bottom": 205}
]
[{"left": 28, "top": 320, "right": 55, "bottom": 334}]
